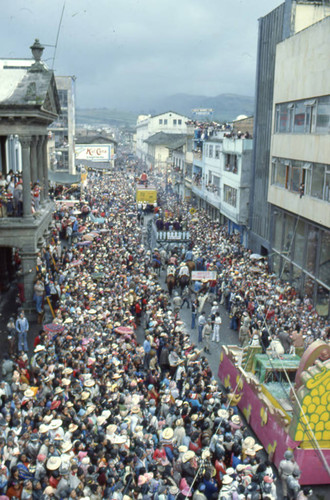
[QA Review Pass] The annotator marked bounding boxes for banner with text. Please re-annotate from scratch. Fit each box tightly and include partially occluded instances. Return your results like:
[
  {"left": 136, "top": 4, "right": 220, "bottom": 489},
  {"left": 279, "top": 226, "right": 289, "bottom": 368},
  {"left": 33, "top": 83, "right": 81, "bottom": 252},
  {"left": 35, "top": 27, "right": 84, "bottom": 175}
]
[
  {"left": 191, "top": 271, "right": 217, "bottom": 281},
  {"left": 75, "top": 144, "right": 112, "bottom": 162}
]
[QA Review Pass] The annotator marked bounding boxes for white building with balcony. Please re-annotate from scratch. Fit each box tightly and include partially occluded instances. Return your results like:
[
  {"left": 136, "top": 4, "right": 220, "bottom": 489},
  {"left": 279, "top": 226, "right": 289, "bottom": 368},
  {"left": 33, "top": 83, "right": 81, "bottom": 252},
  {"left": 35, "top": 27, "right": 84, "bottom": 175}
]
[
  {"left": 136, "top": 111, "right": 189, "bottom": 163},
  {"left": 268, "top": 15, "right": 330, "bottom": 315},
  {"left": 190, "top": 132, "right": 253, "bottom": 245}
]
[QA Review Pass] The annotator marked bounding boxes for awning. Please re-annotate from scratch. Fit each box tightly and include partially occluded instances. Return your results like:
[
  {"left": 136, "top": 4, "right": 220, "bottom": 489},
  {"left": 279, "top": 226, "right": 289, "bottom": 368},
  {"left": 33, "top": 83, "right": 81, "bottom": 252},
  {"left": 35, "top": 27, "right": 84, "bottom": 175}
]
[
  {"left": 76, "top": 160, "right": 111, "bottom": 170},
  {"left": 49, "top": 171, "right": 81, "bottom": 185}
]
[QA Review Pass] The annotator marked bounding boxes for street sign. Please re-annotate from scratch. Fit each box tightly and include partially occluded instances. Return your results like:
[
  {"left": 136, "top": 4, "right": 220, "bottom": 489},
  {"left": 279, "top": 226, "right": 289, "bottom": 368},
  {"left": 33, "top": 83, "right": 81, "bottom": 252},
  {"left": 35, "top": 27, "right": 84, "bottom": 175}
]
[{"left": 191, "top": 271, "right": 217, "bottom": 281}]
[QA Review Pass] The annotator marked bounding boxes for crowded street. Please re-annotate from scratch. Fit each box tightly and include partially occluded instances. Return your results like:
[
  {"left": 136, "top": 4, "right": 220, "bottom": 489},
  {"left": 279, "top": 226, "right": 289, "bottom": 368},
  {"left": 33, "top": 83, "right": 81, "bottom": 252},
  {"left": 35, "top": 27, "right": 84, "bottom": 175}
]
[{"left": 0, "top": 159, "right": 328, "bottom": 500}]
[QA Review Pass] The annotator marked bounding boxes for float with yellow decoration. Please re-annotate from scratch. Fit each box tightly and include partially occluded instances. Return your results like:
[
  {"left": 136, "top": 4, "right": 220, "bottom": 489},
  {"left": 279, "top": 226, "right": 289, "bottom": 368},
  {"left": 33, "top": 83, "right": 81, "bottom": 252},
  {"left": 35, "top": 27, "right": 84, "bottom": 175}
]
[{"left": 218, "top": 340, "right": 330, "bottom": 485}]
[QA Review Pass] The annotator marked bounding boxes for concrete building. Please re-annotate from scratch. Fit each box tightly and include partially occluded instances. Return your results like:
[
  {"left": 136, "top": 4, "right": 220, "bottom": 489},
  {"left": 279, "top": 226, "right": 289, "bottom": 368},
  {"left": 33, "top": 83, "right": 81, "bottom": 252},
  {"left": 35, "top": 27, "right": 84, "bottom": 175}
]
[
  {"left": 0, "top": 40, "right": 60, "bottom": 302},
  {"left": 188, "top": 130, "right": 253, "bottom": 245},
  {"left": 248, "top": 0, "right": 330, "bottom": 256},
  {"left": 268, "top": 15, "right": 330, "bottom": 315},
  {"left": 136, "top": 111, "right": 189, "bottom": 162},
  {"left": 48, "top": 75, "right": 76, "bottom": 174}
]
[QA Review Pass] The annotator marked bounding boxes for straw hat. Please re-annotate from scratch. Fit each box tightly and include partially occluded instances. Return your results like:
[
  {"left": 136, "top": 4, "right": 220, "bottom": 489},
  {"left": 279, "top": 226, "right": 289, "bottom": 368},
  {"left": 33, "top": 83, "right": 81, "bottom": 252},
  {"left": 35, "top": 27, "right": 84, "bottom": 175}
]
[
  {"left": 34, "top": 345, "right": 46, "bottom": 353},
  {"left": 231, "top": 415, "right": 241, "bottom": 425},
  {"left": 61, "top": 441, "right": 73, "bottom": 453},
  {"left": 178, "top": 445, "right": 188, "bottom": 453},
  {"left": 24, "top": 388, "right": 35, "bottom": 398},
  {"left": 236, "top": 464, "right": 248, "bottom": 472},
  {"left": 81, "top": 391, "right": 91, "bottom": 401},
  {"left": 84, "top": 379, "right": 95, "bottom": 388},
  {"left": 85, "top": 405, "right": 96, "bottom": 416},
  {"left": 106, "top": 424, "right": 117, "bottom": 434},
  {"left": 162, "top": 427, "right": 174, "bottom": 440},
  {"left": 63, "top": 368, "right": 73, "bottom": 375},
  {"left": 68, "top": 423, "right": 78, "bottom": 433},
  {"left": 61, "top": 378, "right": 71, "bottom": 386},
  {"left": 101, "top": 410, "right": 111, "bottom": 419},
  {"left": 182, "top": 450, "right": 196, "bottom": 463},
  {"left": 46, "top": 456, "right": 62, "bottom": 471},
  {"left": 243, "top": 437, "right": 255, "bottom": 449},
  {"left": 130, "top": 406, "right": 140, "bottom": 414},
  {"left": 217, "top": 409, "right": 229, "bottom": 419},
  {"left": 222, "top": 475, "right": 233, "bottom": 485},
  {"left": 97, "top": 416, "right": 106, "bottom": 426},
  {"left": 54, "top": 387, "right": 64, "bottom": 395},
  {"left": 49, "top": 419, "right": 62, "bottom": 430},
  {"left": 39, "top": 424, "right": 49, "bottom": 434}
]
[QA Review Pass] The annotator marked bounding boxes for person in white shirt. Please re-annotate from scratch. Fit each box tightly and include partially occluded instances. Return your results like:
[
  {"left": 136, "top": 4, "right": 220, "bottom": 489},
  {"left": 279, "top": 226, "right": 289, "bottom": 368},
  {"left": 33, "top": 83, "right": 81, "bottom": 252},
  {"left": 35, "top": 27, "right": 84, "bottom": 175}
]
[{"left": 212, "top": 312, "right": 222, "bottom": 342}]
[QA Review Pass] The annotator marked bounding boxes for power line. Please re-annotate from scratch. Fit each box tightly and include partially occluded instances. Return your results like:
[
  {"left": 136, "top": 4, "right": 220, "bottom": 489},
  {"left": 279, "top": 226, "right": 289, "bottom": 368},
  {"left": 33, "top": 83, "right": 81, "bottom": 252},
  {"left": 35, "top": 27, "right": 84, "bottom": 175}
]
[{"left": 51, "top": 1, "right": 66, "bottom": 70}]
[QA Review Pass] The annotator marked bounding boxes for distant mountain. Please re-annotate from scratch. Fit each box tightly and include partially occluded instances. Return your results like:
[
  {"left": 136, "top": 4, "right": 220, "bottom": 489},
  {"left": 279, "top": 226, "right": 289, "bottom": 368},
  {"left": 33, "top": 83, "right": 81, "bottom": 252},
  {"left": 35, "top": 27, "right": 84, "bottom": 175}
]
[
  {"left": 145, "top": 93, "right": 254, "bottom": 121},
  {"left": 76, "top": 108, "right": 138, "bottom": 127},
  {"left": 76, "top": 93, "right": 254, "bottom": 127}
]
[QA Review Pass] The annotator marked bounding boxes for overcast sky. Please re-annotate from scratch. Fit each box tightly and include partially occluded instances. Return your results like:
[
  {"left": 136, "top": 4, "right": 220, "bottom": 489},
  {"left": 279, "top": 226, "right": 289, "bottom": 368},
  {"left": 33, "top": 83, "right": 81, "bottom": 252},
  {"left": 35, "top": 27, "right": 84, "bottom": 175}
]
[{"left": 1, "top": 0, "right": 282, "bottom": 110}]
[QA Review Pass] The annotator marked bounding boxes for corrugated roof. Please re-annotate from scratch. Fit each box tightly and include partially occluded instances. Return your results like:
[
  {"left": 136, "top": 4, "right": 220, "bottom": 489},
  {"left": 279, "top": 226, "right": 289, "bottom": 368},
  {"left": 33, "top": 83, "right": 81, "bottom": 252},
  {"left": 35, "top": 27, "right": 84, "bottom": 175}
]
[{"left": 144, "top": 132, "right": 187, "bottom": 148}]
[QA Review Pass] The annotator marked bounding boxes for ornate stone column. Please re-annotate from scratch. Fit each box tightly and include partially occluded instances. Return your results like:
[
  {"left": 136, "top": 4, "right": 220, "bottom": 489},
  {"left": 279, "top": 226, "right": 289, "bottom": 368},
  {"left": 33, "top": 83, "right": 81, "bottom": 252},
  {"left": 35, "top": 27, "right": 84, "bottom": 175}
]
[
  {"left": 20, "top": 135, "right": 32, "bottom": 217},
  {"left": 36, "top": 135, "right": 45, "bottom": 202},
  {"left": 30, "top": 135, "right": 38, "bottom": 184},
  {"left": 20, "top": 250, "right": 37, "bottom": 308},
  {"left": 42, "top": 135, "right": 49, "bottom": 201}
]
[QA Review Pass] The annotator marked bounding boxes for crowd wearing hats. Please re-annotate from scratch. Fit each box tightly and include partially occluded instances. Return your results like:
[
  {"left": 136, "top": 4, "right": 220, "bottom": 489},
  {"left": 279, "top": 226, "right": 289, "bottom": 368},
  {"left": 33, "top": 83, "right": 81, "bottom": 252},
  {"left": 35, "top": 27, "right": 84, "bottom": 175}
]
[{"left": 0, "top": 161, "right": 323, "bottom": 500}]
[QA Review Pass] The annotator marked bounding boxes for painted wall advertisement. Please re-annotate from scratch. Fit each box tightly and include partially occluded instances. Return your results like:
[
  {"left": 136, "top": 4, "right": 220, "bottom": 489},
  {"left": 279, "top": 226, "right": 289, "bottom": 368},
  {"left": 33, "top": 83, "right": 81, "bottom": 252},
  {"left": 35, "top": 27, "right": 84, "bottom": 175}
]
[{"left": 75, "top": 144, "right": 112, "bottom": 162}]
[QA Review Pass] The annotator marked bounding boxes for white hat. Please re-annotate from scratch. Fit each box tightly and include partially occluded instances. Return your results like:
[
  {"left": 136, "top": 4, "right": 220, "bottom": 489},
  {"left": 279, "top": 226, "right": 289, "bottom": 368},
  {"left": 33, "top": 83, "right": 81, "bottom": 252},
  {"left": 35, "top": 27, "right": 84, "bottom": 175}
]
[
  {"left": 222, "top": 475, "right": 233, "bottom": 485},
  {"left": 47, "top": 456, "right": 62, "bottom": 471},
  {"left": 49, "top": 419, "right": 62, "bottom": 430}
]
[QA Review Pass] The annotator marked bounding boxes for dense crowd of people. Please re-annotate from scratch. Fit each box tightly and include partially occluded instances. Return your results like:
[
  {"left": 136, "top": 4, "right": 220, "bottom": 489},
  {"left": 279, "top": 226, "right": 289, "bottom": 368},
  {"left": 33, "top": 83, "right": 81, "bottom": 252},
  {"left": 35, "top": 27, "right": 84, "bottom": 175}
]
[{"left": 0, "top": 160, "right": 326, "bottom": 499}]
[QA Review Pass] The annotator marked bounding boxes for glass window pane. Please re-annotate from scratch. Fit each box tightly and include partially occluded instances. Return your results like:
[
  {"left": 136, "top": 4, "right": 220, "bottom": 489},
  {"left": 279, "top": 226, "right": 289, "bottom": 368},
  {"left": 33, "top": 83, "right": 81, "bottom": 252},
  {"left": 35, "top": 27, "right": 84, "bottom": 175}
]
[
  {"left": 316, "top": 96, "right": 330, "bottom": 134},
  {"left": 292, "top": 264, "right": 304, "bottom": 293},
  {"left": 272, "top": 253, "right": 281, "bottom": 275},
  {"left": 283, "top": 214, "right": 295, "bottom": 256},
  {"left": 319, "top": 230, "right": 330, "bottom": 287},
  {"left": 293, "top": 219, "right": 305, "bottom": 267},
  {"left": 306, "top": 225, "right": 318, "bottom": 275},
  {"left": 293, "top": 102, "right": 306, "bottom": 133},
  {"left": 279, "top": 104, "right": 288, "bottom": 132},
  {"left": 273, "top": 211, "right": 283, "bottom": 250},
  {"left": 290, "top": 167, "right": 301, "bottom": 193},
  {"left": 311, "top": 164, "right": 325, "bottom": 199}
]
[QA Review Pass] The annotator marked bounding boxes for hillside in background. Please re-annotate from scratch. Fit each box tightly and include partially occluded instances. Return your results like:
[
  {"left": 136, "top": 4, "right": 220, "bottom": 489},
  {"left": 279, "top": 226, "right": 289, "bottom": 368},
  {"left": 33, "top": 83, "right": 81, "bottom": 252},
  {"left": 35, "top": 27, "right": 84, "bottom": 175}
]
[
  {"left": 76, "top": 93, "right": 254, "bottom": 127},
  {"left": 146, "top": 93, "right": 254, "bottom": 121}
]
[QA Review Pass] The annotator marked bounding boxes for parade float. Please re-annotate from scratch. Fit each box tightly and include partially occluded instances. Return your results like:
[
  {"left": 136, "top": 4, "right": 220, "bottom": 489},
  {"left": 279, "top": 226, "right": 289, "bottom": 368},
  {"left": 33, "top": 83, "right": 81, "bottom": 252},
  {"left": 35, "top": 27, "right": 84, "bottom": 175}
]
[{"left": 218, "top": 340, "right": 330, "bottom": 485}]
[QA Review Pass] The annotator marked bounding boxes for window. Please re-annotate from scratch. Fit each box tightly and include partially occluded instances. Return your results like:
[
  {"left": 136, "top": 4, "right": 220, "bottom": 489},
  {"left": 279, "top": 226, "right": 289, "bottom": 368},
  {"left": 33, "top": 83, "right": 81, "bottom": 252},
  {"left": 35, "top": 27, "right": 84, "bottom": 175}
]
[
  {"left": 173, "top": 119, "right": 177, "bottom": 125},
  {"left": 272, "top": 159, "right": 286, "bottom": 188},
  {"left": 293, "top": 219, "right": 305, "bottom": 267},
  {"left": 208, "top": 145, "right": 213, "bottom": 158},
  {"left": 58, "top": 89, "right": 68, "bottom": 108},
  {"left": 223, "top": 185, "right": 237, "bottom": 207},
  {"left": 306, "top": 225, "right": 318, "bottom": 274},
  {"left": 311, "top": 164, "right": 325, "bottom": 200},
  {"left": 316, "top": 95, "right": 330, "bottom": 134},
  {"left": 178, "top": 119, "right": 182, "bottom": 125},
  {"left": 224, "top": 154, "right": 238, "bottom": 174},
  {"left": 275, "top": 95, "right": 330, "bottom": 135},
  {"left": 293, "top": 102, "right": 306, "bottom": 133},
  {"left": 319, "top": 230, "right": 330, "bottom": 287},
  {"left": 164, "top": 119, "right": 168, "bottom": 125},
  {"left": 159, "top": 119, "right": 163, "bottom": 125},
  {"left": 215, "top": 145, "right": 220, "bottom": 159},
  {"left": 271, "top": 157, "right": 330, "bottom": 200}
]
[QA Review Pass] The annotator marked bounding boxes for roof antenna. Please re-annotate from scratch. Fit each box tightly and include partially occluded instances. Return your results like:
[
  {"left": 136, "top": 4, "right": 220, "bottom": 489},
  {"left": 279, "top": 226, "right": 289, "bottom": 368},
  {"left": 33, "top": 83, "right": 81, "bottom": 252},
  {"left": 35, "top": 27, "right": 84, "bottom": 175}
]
[{"left": 51, "top": 1, "right": 66, "bottom": 70}]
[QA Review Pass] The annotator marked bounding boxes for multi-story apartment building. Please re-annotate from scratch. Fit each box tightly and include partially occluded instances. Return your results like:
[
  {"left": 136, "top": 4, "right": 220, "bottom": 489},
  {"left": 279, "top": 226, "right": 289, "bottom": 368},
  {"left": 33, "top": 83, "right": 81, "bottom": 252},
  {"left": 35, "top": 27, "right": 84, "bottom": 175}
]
[
  {"left": 187, "top": 130, "right": 253, "bottom": 245},
  {"left": 249, "top": 0, "right": 330, "bottom": 256},
  {"left": 268, "top": 15, "right": 330, "bottom": 315},
  {"left": 48, "top": 76, "right": 76, "bottom": 174}
]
